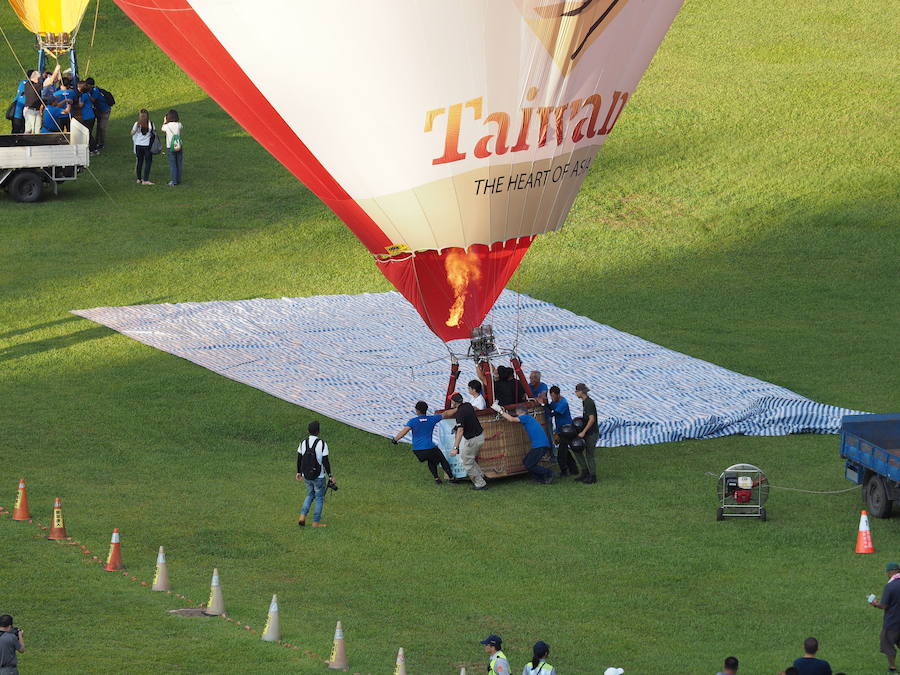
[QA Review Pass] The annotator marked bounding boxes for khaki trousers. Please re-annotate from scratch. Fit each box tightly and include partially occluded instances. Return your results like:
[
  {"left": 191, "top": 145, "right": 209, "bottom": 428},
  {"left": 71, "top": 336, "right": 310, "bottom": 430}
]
[{"left": 460, "top": 432, "right": 486, "bottom": 487}]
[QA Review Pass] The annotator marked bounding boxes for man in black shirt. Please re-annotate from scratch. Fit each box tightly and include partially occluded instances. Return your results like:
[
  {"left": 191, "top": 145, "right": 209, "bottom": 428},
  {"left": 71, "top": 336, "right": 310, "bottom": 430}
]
[
  {"left": 872, "top": 561, "right": 900, "bottom": 673},
  {"left": 22, "top": 70, "right": 42, "bottom": 134},
  {"left": 443, "top": 393, "right": 487, "bottom": 490},
  {"left": 478, "top": 364, "right": 525, "bottom": 407}
]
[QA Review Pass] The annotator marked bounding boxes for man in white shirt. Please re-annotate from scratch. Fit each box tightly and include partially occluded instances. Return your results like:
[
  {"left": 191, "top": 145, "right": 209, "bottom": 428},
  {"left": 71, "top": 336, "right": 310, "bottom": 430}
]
[
  {"left": 295, "top": 420, "right": 334, "bottom": 528},
  {"left": 467, "top": 379, "right": 486, "bottom": 409}
]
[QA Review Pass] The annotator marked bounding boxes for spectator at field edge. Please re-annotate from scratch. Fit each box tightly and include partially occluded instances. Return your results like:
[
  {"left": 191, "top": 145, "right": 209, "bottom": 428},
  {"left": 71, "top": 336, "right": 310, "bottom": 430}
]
[
  {"left": 792, "top": 637, "right": 832, "bottom": 675},
  {"left": 0, "top": 614, "right": 25, "bottom": 674},
  {"left": 480, "top": 634, "right": 510, "bottom": 675},
  {"left": 522, "top": 640, "right": 556, "bottom": 675},
  {"left": 871, "top": 560, "right": 900, "bottom": 673},
  {"left": 391, "top": 400, "right": 453, "bottom": 484},
  {"left": 716, "top": 655, "right": 738, "bottom": 674}
]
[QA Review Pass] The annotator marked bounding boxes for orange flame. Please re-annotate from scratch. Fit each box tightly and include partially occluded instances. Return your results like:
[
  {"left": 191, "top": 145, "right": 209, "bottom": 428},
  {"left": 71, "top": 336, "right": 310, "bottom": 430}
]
[{"left": 444, "top": 250, "right": 481, "bottom": 327}]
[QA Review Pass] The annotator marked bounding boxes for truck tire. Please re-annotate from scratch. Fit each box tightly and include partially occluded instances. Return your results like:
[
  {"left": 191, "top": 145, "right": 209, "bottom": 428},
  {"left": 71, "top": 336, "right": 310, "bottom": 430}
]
[
  {"left": 865, "top": 474, "right": 893, "bottom": 518},
  {"left": 9, "top": 171, "right": 43, "bottom": 203}
]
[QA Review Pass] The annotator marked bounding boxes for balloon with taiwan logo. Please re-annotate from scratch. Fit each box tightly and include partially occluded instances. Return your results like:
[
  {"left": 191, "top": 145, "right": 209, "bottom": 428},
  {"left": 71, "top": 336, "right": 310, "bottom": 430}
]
[{"left": 114, "top": 0, "right": 683, "bottom": 343}]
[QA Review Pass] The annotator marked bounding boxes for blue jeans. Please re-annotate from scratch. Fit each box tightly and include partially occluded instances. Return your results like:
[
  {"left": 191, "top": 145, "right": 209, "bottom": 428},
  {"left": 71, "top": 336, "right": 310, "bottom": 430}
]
[
  {"left": 167, "top": 149, "right": 183, "bottom": 184},
  {"left": 523, "top": 446, "right": 554, "bottom": 481},
  {"left": 301, "top": 476, "right": 327, "bottom": 522}
]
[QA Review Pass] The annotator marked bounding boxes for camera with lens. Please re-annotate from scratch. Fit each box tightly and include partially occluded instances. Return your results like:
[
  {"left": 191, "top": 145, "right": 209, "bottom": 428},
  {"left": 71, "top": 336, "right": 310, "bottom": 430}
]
[{"left": 327, "top": 477, "right": 338, "bottom": 492}]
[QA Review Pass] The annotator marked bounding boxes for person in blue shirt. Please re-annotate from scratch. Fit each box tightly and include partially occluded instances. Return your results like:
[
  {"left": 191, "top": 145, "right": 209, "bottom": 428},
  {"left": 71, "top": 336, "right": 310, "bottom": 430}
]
[
  {"left": 76, "top": 82, "right": 97, "bottom": 151},
  {"left": 84, "top": 77, "right": 112, "bottom": 151},
  {"left": 11, "top": 78, "right": 26, "bottom": 133},
  {"left": 41, "top": 99, "right": 70, "bottom": 133},
  {"left": 391, "top": 401, "right": 454, "bottom": 484},
  {"left": 547, "top": 385, "right": 578, "bottom": 477},
  {"left": 528, "top": 370, "right": 549, "bottom": 403},
  {"left": 494, "top": 403, "right": 554, "bottom": 484},
  {"left": 791, "top": 637, "right": 832, "bottom": 675}
]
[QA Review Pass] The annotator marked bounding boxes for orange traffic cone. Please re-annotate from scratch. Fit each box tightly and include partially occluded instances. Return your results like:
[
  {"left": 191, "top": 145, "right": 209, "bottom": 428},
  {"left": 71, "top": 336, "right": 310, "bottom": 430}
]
[
  {"left": 394, "top": 647, "right": 407, "bottom": 675},
  {"left": 856, "top": 510, "right": 875, "bottom": 554},
  {"left": 12, "top": 478, "right": 30, "bottom": 521},
  {"left": 151, "top": 546, "right": 170, "bottom": 591},
  {"left": 327, "top": 620, "right": 348, "bottom": 669},
  {"left": 104, "top": 528, "right": 124, "bottom": 571},
  {"left": 47, "top": 497, "right": 68, "bottom": 540}
]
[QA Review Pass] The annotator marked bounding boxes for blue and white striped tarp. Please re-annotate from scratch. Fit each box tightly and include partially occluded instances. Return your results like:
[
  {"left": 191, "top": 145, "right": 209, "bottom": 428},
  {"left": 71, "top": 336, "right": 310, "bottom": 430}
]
[{"left": 72, "top": 290, "right": 863, "bottom": 447}]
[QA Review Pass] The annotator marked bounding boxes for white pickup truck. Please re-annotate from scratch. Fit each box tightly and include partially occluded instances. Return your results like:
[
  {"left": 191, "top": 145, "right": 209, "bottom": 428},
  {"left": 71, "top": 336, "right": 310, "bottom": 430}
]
[{"left": 0, "top": 118, "right": 90, "bottom": 202}]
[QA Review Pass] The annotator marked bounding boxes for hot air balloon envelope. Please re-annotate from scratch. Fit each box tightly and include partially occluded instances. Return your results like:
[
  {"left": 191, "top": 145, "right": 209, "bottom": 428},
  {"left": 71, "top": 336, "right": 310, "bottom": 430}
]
[
  {"left": 8, "top": 0, "right": 90, "bottom": 43},
  {"left": 113, "top": 0, "right": 683, "bottom": 341}
]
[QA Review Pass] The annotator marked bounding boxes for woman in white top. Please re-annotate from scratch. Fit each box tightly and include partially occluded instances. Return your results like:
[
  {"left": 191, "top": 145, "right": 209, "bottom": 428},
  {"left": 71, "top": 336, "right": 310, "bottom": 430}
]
[
  {"left": 522, "top": 641, "right": 556, "bottom": 675},
  {"left": 131, "top": 109, "right": 155, "bottom": 185},
  {"left": 162, "top": 109, "right": 183, "bottom": 186}
]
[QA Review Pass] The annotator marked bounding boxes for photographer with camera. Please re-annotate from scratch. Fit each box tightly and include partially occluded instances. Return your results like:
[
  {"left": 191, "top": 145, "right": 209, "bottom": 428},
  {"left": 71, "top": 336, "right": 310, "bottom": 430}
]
[
  {"left": 0, "top": 615, "right": 25, "bottom": 674},
  {"left": 295, "top": 420, "right": 335, "bottom": 528}
]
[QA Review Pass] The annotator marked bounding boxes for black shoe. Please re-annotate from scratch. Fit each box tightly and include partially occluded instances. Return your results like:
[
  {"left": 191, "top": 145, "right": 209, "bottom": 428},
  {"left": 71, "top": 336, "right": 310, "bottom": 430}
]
[
  {"left": 587, "top": 474, "right": 598, "bottom": 484},
  {"left": 576, "top": 473, "right": 590, "bottom": 482},
  {"left": 470, "top": 484, "right": 489, "bottom": 491},
  {"left": 434, "top": 478, "right": 443, "bottom": 485},
  {"left": 540, "top": 476, "right": 555, "bottom": 485}
]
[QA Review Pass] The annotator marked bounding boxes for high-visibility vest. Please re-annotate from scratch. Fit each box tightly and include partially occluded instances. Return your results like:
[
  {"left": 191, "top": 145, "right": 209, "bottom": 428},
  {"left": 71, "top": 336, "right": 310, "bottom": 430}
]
[
  {"left": 526, "top": 662, "right": 554, "bottom": 674},
  {"left": 489, "top": 650, "right": 509, "bottom": 674}
]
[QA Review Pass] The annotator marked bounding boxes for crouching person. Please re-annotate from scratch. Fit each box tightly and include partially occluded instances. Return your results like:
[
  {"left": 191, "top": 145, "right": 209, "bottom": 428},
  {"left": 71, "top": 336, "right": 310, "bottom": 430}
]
[{"left": 494, "top": 402, "right": 554, "bottom": 484}]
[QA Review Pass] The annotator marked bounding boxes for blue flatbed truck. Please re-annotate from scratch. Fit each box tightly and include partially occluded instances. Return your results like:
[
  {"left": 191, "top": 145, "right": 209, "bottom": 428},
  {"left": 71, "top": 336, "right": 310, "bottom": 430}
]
[{"left": 842, "top": 413, "right": 900, "bottom": 518}]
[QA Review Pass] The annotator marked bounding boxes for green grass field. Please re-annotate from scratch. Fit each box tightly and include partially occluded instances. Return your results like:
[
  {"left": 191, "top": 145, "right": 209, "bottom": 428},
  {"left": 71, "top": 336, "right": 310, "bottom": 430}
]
[{"left": 1, "top": 1, "right": 898, "bottom": 672}]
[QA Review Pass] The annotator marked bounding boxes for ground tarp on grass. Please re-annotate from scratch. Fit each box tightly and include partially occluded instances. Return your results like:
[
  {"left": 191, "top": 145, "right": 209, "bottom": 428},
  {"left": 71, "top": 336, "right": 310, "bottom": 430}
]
[{"left": 72, "top": 290, "right": 862, "bottom": 447}]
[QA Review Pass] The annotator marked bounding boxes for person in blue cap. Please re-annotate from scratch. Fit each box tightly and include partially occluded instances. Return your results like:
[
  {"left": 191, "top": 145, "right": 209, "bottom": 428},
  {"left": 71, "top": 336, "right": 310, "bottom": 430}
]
[
  {"left": 522, "top": 640, "right": 555, "bottom": 675},
  {"left": 481, "top": 634, "right": 509, "bottom": 674}
]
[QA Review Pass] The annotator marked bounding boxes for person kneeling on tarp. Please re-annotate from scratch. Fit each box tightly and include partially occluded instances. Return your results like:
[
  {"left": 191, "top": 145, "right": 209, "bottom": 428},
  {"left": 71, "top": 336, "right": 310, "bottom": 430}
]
[
  {"left": 391, "top": 401, "right": 454, "bottom": 485},
  {"left": 493, "top": 402, "right": 555, "bottom": 485}
]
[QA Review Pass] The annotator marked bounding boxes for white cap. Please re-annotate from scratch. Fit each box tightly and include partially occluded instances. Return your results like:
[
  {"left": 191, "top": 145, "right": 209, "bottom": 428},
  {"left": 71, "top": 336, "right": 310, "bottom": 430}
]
[{"left": 604, "top": 669, "right": 625, "bottom": 675}]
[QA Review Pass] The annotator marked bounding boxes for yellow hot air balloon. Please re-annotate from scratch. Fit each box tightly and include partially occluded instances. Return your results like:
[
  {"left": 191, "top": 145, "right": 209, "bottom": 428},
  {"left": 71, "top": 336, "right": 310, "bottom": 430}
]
[{"left": 8, "top": 0, "right": 90, "bottom": 70}]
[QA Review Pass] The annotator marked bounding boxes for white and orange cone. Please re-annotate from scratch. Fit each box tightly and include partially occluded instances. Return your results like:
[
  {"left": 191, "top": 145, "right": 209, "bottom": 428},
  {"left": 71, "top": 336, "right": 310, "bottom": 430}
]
[
  {"left": 394, "top": 647, "right": 407, "bottom": 675},
  {"left": 151, "top": 546, "right": 170, "bottom": 591},
  {"left": 12, "top": 478, "right": 30, "bottom": 521},
  {"left": 47, "top": 497, "right": 67, "bottom": 540},
  {"left": 104, "top": 528, "right": 124, "bottom": 571},
  {"left": 856, "top": 510, "right": 875, "bottom": 554},
  {"left": 203, "top": 568, "right": 225, "bottom": 616},
  {"left": 261, "top": 594, "right": 280, "bottom": 642},
  {"left": 327, "top": 620, "right": 348, "bottom": 669}
]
